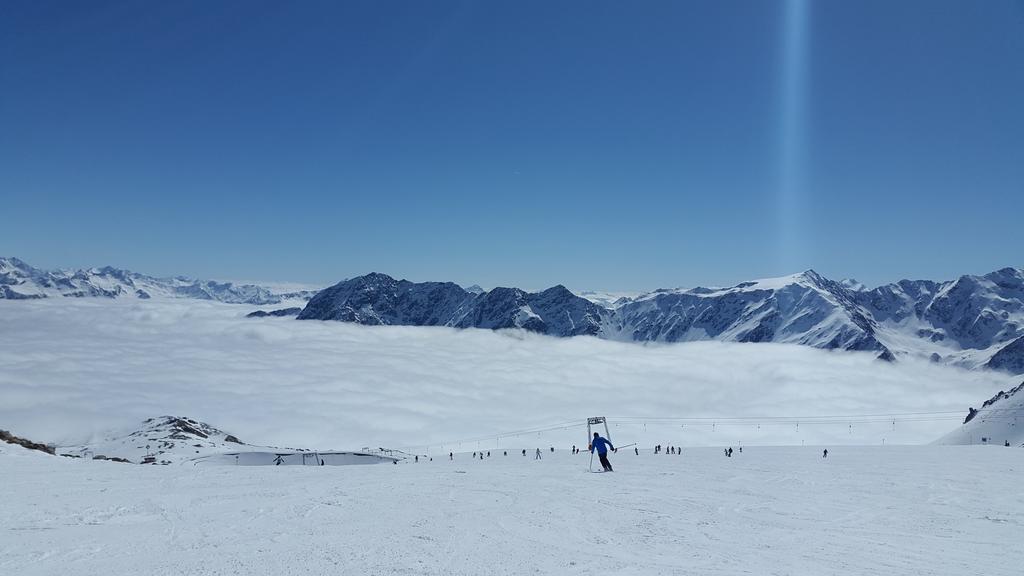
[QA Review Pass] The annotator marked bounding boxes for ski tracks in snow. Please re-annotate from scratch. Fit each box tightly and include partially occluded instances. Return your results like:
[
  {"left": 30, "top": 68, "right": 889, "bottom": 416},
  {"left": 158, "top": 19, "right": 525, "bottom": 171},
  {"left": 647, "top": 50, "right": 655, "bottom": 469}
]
[{"left": 3, "top": 447, "right": 1023, "bottom": 575}]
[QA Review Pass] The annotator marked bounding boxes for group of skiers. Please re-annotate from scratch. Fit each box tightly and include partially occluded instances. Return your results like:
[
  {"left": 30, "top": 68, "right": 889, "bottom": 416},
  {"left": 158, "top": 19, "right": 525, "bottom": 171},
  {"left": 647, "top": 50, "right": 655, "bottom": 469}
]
[
  {"left": 439, "top": 433, "right": 617, "bottom": 471},
  {"left": 432, "top": 441, "right": 832, "bottom": 467}
]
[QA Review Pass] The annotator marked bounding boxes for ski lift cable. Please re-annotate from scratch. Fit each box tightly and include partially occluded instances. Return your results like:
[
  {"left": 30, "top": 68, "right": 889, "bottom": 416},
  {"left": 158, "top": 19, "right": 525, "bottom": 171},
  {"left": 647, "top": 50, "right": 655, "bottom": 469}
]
[
  {"left": 398, "top": 420, "right": 587, "bottom": 452},
  {"left": 607, "top": 409, "right": 991, "bottom": 421},
  {"left": 396, "top": 407, "right": 1016, "bottom": 452}
]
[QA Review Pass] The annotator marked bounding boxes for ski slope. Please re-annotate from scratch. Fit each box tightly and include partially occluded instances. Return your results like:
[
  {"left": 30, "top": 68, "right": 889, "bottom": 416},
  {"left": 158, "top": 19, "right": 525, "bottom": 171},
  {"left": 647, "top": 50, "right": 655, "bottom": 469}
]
[{"left": 2, "top": 442, "right": 1022, "bottom": 576}]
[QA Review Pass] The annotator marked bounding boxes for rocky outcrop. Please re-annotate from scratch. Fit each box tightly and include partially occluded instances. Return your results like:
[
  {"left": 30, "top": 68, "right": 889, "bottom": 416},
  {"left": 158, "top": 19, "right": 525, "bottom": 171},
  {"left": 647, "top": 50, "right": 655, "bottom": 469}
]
[
  {"left": 246, "top": 307, "right": 303, "bottom": 318},
  {"left": 0, "top": 429, "right": 55, "bottom": 455}
]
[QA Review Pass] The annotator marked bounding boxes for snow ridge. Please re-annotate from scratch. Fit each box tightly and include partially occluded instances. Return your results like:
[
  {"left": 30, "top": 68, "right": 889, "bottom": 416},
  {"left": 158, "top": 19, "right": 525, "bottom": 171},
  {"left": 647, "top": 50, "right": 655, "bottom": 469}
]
[{"left": 0, "top": 257, "right": 317, "bottom": 304}]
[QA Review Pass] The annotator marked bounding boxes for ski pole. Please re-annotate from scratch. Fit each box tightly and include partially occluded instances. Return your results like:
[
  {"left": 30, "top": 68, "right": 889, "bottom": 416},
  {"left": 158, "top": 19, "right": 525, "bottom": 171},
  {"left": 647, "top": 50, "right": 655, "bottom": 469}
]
[{"left": 613, "top": 443, "right": 637, "bottom": 450}]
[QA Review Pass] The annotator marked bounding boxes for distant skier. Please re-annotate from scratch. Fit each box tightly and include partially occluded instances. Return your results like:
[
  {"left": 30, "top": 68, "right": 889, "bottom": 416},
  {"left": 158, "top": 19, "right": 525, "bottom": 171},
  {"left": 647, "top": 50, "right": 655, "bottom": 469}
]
[
  {"left": 479, "top": 452, "right": 483, "bottom": 460},
  {"left": 738, "top": 447, "right": 742, "bottom": 453},
  {"left": 415, "top": 455, "right": 419, "bottom": 463},
  {"left": 449, "top": 452, "right": 453, "bottom": 461},
  {"left": 487, "top": 451, "right": 490, "bottom": 457},
  {"left": 590, "top": 432, "right": 615, "bottom": 472},
  {"left": 728, "top": 447, "right": 733, "bottom": 457},
  {"left": 550, "top": 447, "right": 554, "bottom": 453},
  {"left": 634, "top": 447, "right": 639, "bottom": 456},
  {"left": 823, "top": 449, "right": 828, "bottom": 459},
  {"left": 535, "top": 448, "right": 542, "bottom": 460},
  {"left": 503, "top": 451, "right": 507, "bottom": 456},
  {"left": 522, "top": 449, "right": 526, "bottom": 456},
  {"left": 274, "top": 455, "right": 284, "bottom": 466},
  {"left": 573, "top": 445, "right": 577, "bottom": 454}
]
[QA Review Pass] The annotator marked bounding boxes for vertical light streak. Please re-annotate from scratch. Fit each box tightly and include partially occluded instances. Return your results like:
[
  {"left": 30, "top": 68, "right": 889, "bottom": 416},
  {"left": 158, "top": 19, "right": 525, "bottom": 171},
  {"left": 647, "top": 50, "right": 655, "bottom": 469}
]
[{"left": 778, "top": 0, "right": 809, "bottom": 271}]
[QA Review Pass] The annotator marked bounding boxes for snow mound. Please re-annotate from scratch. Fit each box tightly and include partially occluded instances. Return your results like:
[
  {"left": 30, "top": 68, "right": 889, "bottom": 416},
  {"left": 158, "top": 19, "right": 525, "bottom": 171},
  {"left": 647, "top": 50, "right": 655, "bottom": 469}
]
[
  {"left": 65, "top": 416, "right": 250, "bottom": 465},
  {"left": 64, "top": 416, "right": 401, "bottom": 466},
  {"left": 934, "top": 381, "right": 1024, "bottom": 447}
]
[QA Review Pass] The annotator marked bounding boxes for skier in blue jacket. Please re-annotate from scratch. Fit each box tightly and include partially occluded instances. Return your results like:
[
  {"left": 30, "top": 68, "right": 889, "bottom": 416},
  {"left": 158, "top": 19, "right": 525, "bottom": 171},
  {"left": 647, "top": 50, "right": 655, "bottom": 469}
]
[{"left": 590, "top": 432, "right": 615, "bottom": 472}]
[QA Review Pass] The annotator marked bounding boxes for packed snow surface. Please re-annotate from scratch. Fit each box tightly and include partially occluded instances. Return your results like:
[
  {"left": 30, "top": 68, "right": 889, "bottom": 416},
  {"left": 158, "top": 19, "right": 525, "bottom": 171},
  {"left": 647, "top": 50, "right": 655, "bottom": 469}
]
[
  {"left": 1, "top": 298, "right": 1019, "bottom": 452},
  {"left": 2, "top": 445, "right": 1022, "bottom": 576}
]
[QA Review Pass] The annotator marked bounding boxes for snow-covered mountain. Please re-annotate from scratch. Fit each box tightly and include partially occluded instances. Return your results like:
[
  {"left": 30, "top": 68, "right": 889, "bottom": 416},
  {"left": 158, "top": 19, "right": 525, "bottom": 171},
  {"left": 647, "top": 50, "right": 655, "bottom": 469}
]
[
  {"left": 604, "top": 270, "right": 888, "bottom": 356},
  {"left": 298, "top": 270, "right": 886, "bottom": 352},
  {"left": 575, "top": 289, "right": 640, "bottom": 308},
  {"left": 854, "top": 268, "right": 1024, "bottom": 370},
  {"left": 0, "top": 257, "right": 317, "bottom": 304},
  {"left": 934, "top": 380, "right": 1024, "bottom": 447},
  {"left": 62, "top": 416, "right": 250, "bottom": 465},
  {"left": 59, "top": 416, "right": 400, "bottom": 466},
  {"left": 296, "top": 268, "right": 1024, "bottom": 373},
  {"left": 7, "top": 256, "right": 1023, "bottom": 374},
  {"left": 297, "top": 274, "right": 606, "bottom": 337}
]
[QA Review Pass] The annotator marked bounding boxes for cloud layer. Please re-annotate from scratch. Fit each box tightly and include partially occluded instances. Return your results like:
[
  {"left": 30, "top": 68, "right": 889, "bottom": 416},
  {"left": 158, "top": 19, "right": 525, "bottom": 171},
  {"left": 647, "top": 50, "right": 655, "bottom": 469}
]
[{"left": 0, "top": 299, "right": 1016, "bottom": 452}]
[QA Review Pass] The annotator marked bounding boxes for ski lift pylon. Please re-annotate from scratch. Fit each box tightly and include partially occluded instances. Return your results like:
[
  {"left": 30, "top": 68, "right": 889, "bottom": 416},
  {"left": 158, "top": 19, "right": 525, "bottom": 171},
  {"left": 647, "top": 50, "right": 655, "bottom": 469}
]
[{"left": 587, "top": 416, "right": 611, "bottom": 444}]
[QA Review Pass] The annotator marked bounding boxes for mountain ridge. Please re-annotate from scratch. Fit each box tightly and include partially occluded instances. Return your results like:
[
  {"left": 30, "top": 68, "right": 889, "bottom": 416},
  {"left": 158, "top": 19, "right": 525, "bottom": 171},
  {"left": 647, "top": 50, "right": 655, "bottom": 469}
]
[
  {"left": 5, "top": 256, "right": 1023, "bottom": 374},
  {"left": 297, "top": 267, "right": 1024, "bottom": 374},
  {"left": 0, "top": 257, "right": 318, "bottom": 305}
]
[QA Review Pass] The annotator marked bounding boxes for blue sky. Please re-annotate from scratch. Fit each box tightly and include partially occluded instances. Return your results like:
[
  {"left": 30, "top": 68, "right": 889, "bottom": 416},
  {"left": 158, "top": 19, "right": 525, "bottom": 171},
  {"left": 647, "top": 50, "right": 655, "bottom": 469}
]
[{"left": 2, "top": 1, "right": 1022, "bottom": 291}]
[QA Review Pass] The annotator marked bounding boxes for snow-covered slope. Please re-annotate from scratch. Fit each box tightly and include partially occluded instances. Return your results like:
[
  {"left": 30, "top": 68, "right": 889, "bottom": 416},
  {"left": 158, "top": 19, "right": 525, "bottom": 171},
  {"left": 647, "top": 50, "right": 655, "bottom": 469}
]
[
  {"left": 574, "top": 289, "right": 640, "bottom": 308},
  {"left": 0, "top": 257, "right": 317, "bottom": 304},
  {"left": 3, "top": 445, "right": 1022, "bottom": 576},
  {"left": 934, "top": 381, "right": 1024, "bottom": 447},
  {"left": 63, "top": 416, "right": 252, "bottom": 464},
  {"left": 857, "top": 268, "right": 1024, "bottom": 370},
  {"left": 987, "top": 336, "right": 1024, "bottom": 373},
  {"left": 452, "top": 285, "right": 605, "bottom": 336},
  {"left": 605, "top": 270, "right": 888, "bottom": 357}
]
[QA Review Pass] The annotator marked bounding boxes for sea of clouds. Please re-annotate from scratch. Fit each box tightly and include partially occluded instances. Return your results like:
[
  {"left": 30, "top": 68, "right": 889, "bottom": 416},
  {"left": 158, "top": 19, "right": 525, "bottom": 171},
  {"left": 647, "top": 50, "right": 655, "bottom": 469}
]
[{"left": 0, "top": 298, "right": 1017, "bottom": 453}]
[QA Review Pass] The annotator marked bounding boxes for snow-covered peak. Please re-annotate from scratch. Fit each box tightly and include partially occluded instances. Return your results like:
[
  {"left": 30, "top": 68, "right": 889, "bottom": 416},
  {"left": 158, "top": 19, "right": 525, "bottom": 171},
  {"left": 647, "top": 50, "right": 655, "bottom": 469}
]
[
  {"left": 64, "top": 416, "right": 249, "bottom": 465},
  {"left": 0, "top": 256, "right": 34, "bottom": 274},
  {"left": 623, "top": 270, "right": 830, "bottom": 303},
  {"left": 574, "top": 289, "right": 641, "bottom": 308}
]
